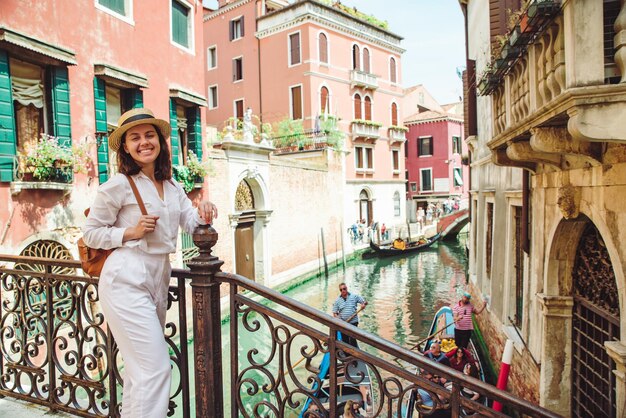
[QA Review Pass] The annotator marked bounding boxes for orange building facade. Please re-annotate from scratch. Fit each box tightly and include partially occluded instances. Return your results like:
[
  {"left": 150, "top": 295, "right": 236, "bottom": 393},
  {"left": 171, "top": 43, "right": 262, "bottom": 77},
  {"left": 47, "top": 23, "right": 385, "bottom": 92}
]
[{"left": 0, "top": 0, "right": 207, "bottom": 261}]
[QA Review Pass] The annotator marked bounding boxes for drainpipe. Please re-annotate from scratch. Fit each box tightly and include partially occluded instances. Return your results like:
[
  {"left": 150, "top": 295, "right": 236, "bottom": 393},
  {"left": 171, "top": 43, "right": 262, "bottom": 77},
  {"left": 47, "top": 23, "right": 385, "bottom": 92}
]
[{"left": 256, "top": 0, "right": 263, "bottom": 123}]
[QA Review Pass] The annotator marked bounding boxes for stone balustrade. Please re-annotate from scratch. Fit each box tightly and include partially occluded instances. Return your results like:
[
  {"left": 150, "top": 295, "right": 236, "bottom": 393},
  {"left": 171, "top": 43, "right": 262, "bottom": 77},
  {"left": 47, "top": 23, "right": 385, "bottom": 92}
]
[{"left": 350, "top": 69, "right": 379, "bottom": 90}]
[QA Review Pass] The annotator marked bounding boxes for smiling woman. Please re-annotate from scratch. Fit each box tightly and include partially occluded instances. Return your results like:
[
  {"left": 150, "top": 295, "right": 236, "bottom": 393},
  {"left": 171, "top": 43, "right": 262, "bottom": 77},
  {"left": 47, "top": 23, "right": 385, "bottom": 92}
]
[{"left": 82, "top": 107, "right": 218, "bottom": 418}]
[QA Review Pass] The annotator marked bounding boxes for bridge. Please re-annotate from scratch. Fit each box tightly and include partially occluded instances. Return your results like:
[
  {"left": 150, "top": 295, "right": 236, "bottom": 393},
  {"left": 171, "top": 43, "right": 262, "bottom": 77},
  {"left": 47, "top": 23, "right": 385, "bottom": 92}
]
[
  {"left": 0, "top": 225, "right": 560, "bottom": 418},
  {"left": 437, "top": 208, "right": 470, "bottom": 241}
]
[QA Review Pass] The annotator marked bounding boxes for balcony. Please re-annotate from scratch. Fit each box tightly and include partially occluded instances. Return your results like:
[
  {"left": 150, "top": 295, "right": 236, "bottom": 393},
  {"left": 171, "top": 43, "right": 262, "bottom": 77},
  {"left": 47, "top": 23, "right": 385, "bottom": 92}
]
[
  {"left": 478, "top": 0, "right": 626, "bottom": 173},
  {"left": 350, "top": 69, "right": 379, "bottom": 90},
  {"left": 351, "top": 120, "right": 381, "bottom": 141},
  {"left": 388, "top": 126, "right": 408, "bottom": 143}
]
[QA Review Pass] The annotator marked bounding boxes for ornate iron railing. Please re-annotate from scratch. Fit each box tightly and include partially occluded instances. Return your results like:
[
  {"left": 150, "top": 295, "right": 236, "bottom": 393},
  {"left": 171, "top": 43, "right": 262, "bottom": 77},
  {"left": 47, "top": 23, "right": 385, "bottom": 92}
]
[{"left": 0, "top": 226, "right": 564, "bottom": 417}]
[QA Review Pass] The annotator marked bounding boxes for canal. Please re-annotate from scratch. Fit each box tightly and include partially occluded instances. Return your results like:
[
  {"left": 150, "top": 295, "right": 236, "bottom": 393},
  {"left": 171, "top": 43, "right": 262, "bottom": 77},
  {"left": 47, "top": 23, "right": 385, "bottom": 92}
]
[{"left": 180, "top": 236, "right": 471, "bottom": 416}]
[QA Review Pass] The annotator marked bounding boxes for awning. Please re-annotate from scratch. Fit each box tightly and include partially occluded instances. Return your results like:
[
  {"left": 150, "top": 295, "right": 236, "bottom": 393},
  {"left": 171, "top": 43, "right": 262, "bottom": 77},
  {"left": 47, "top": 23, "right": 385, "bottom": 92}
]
[
  {"left": 94, "top": 63, "right": 149, "bottom": 88},
  {"left": 170, "top": 86, "right": 208, "bottom": 107},
  {"left": 0, "top": 27, "right": 76, "bottom": 65},
  {"left": 454, "top": 170, "right": 464, "bottom": 186}
]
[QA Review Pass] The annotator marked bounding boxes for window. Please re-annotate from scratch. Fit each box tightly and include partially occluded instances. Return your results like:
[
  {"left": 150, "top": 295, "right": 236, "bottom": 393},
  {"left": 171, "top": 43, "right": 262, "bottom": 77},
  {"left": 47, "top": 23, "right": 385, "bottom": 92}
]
[
  {"left": 208, "top": 86, "right": 218, "bottom": 109},
  {"left": 289, "top": 32, "right": 301, "bottom": 65},
  {"left": 363, "top": 47, "right": 370, "bottom": 73},
  {"left": 453, "top": 167, "right": 463, "bottom": 186},
  {"left": 318, "top": 32, "right": 328, "bottom": 64},
  {"left": 354, "top": 94, "right": 362, "bottom": 119},
  {"left": 486, "top": 202, "right": 494, "bottom": 277},
  {"left": 168, "top": 101, "right": 203, "bottom": 168},
  {"left": 392, "top": 149, "right": 399, "bottom": 172},
  {"left": 513, "top": 206, "right": 524, "bottom": 326},
  {"left": 452, "top": 135, "right": 461, "bottom": 154},
  {"left": 232, "top": 57, "right": 243, "bottom": 81},
  {"left": 355, "top": 146, "right": 373, "bottom": 170},
  {"left": 234, "top": 99, "right": 244, "bottom": 120},
  {"left": 320, "top": 86, "right": 329, "bottom": 114},
  {"left": 352, "top": 44, "right": 360, "bottom": 70},
  {"left": 230, "top": 16, "right": 244, "bottom": 41},
  {"left": 207, "top": 46, "right": 217, "bottom": 70},
  {"left": 97, "top": 0, "right": 130, "bottom": 17},
  {"left": 420, "top": 168, "right": 432, "bottom": 191},
  {"left": 391, "top": 102, "right": 398, "bottom": 126},
  {"left": 418, "top": 136, "right": 433, "bottom": 156},
  {"left": 410, "top": 183, "right": 417, "bottom": 192},
  {"left": 10, "top": 59, "right": 47, "bottom": 154},
  {"left": 171, "top": 0, "right": 192, "bottom": 49},
  {"left": 393, "top": 191, "right": 401, "bottom": 216},
  {"left": 290, "top": 85, "right": 303, "bottom": 120},
  {"left": 364, "top": 96, "right": 372, "bottom": 121},
  {"left": 390, "top": 57, "right": 397, "bottom": 83}
]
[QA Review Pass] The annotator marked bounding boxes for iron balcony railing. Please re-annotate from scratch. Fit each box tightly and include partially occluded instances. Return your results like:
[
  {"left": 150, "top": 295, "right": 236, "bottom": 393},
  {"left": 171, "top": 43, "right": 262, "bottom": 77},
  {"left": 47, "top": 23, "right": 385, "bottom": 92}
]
[{"left": 0, "top": 225, "right": 563, "bottom": 418}]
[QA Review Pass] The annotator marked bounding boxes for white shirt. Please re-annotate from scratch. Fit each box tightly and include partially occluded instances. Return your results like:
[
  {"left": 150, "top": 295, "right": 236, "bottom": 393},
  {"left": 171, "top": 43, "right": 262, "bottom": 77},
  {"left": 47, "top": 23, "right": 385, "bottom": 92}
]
[{"left": 82, "top": 173, "right": 205, "bottom": 254}]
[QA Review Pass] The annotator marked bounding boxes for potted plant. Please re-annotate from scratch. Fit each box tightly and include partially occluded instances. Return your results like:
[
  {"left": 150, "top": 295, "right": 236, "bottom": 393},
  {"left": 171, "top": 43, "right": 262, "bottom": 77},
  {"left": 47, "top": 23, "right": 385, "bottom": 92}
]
[
  {"left": 21, "top": 134, "right": 77, "bottom": 182},
  {"left": 173, "top": 151, "right": 211, "bottom": 193}
]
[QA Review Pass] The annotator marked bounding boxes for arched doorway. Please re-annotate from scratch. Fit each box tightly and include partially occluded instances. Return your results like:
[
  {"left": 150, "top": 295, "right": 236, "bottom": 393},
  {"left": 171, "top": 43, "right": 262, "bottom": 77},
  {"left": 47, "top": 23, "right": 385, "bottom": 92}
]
[
  {"left": 234, "top": 180, "right": 256, "bottom": 280},
  {"left": 571, "top": 222, "right": 620, "bottom": 418},
  {"left": 359, "top": 189, "right": 372, "bottom": 226}
]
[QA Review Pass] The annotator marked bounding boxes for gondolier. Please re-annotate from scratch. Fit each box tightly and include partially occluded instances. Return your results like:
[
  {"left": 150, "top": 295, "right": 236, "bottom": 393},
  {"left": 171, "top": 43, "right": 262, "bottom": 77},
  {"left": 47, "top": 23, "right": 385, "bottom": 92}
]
[
  {"left": 332, "top": 283, "right": 367, "bottom": 347},
  {"left": 452, "top": 291, "right": 486, "bottom": 349}
]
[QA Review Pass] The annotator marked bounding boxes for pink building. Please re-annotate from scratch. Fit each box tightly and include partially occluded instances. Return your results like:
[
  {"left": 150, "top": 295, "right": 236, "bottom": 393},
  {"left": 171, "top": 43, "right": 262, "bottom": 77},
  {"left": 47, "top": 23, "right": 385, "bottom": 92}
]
[
  {"left": 204, "top": 0, "right": 407, "bottom": 228},
  {"left": 404, "top": 100, "right": 468, "bottom": 210},
  {"left": 0, "top": 0, "right": 207, "bottom": 260}
]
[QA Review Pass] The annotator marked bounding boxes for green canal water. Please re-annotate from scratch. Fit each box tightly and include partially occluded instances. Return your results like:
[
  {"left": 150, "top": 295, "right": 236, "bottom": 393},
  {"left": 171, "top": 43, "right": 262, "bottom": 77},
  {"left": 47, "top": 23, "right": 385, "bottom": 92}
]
[{"left": 179, "top": 237, "right": 470, "bottom": 416}]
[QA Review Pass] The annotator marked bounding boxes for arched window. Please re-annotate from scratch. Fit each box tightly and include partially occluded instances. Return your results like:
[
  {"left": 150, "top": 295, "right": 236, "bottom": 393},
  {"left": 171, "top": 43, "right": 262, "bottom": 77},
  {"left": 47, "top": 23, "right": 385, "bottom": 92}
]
[
  {"left": 393, "top": 191, "right": 401, "bottom": 216},
  {"left": 354, "top": 94, "right": 362, "bottom": 119},
  {"left": 352, "top": 44, "right": 360, "bottom": 70},
  {"left": 364, "top": 96, "right": 372, "bottom": 121},
  {"left": 319, "top": 33, "right": 328, "bottom": 64},
  {"left": 320, "top": 86, "right": 329, "bottom": 114},
  {"left": 363, "top": 47, "right": 370, "bottom": 73},
  {"left": 390, "top": 57, "right": 397, "bottom": 83},
  {"left": 391, "top": 102, "right": 398, "bottom": 126}
]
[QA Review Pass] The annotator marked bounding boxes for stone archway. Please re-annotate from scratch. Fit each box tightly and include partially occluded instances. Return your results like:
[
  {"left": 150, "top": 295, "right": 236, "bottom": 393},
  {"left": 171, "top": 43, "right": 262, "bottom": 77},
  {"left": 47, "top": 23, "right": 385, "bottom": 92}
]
[{"left": 540, "top": 215, "right": 621, "bottom": 417}]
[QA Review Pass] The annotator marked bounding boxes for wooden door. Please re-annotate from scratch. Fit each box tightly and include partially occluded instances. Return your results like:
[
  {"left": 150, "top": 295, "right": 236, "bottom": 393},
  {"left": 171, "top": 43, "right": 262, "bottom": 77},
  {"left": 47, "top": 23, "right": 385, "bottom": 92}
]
[{"left": 235, "top": 221, "right": 255, "bottom": 280}]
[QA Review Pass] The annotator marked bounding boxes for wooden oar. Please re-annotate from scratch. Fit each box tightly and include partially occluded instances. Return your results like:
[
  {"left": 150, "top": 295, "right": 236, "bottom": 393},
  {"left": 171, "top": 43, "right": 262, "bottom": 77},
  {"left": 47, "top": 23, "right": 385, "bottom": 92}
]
[
  {"left": 284, "top": 304, "right": 367, "bottom": 376},
  {"left": 407, "top": 318, "right": 461, "bottom": 353}
]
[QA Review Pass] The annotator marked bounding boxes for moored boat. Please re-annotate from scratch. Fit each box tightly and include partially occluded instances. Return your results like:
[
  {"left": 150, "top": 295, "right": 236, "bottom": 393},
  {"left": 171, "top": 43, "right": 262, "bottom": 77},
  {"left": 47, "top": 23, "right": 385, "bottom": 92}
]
[{"left": 369, "top": 233, "right": 440, "bottom": 257}]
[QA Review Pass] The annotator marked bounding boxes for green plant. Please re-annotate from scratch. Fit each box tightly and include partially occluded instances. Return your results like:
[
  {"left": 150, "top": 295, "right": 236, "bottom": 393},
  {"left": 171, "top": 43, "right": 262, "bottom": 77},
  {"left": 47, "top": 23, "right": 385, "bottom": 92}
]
[
  {"left": 319, "top": 117, "right": 344, "bottom": 150},
  {"left": 173, "top": 151, "right": 211, "bottom": 193},
  {"left": 272, "top": 117, "right": 306, "bottom": 148},
  {"left": 19, "top": 134, "right": 92, "bottom": 181},
  {"left": 351, "top": 119, "right": 383, "bottom": 128},
  {"left": 389, "top": 125, "right": 409, "bottom": 132}
]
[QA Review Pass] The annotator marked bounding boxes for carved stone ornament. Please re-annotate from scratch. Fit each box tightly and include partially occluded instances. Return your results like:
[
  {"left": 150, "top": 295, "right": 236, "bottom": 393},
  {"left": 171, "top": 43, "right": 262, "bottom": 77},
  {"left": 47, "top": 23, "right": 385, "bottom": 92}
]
[
  {"left": 235, "top": 180, "right": 254, "bottom": 212},
  {"left": 557, "top": 184, "right": 581, "bottom": 220}
]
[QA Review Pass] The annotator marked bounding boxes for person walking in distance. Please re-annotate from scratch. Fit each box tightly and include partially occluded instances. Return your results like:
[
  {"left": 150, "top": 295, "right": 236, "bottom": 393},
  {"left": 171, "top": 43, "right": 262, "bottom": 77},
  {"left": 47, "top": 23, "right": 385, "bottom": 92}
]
[
  {"left": 83, "top": 108, "right": 217, "bottom": 418},
  {"left": 452, "top": 292, "right": 486, "bottom": 349},
  {"left": 332, "top": 282, "right": 367, "bottom": 347}
]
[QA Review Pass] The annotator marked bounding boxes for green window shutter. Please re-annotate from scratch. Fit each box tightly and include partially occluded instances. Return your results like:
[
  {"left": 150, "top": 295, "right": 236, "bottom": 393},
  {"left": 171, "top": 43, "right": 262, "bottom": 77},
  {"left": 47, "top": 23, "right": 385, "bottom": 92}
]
[
  {"left": 51, "top": 67, "right": 71, "bottom": 148},
  {"left": 169, "top": 99, "right": 180, "bottom": 166},
  {"left": 93, "top": 77, "right": 109, "bottom": 184},
  {"left": 172, "top": 0, "right": 189, "bottom": 47},
  {"left": 0, "top": 50, "right": 16, "bottom": 182},
  {"left": 186, "top": 106, "right": 202, "bottom": 160},
  {"left": 99, "top": 0, "right": 125, "bottom": 15},
  {"left": 130, "top": 89, "right": 143, "bottom": 108}
]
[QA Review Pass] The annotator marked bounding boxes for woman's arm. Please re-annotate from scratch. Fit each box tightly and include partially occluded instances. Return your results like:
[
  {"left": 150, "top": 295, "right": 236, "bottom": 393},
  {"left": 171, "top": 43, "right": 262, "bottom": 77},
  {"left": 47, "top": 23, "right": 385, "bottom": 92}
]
[{"left": 175, "top": 181, "right": 218, "bottom": 234}]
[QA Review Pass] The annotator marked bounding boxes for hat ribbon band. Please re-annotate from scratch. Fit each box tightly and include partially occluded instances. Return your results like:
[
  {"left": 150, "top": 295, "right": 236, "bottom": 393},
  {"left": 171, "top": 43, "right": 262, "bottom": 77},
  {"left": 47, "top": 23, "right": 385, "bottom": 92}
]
[{"left": 121, "top": 114, "right": 155, "bottom": 126}]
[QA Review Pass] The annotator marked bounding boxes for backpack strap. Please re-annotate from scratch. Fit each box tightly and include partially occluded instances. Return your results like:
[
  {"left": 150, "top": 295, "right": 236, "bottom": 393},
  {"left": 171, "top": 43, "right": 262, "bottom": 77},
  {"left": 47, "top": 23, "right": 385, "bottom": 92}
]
[{"left": 125, "top": 175, "right": 147, "bottom": 215}]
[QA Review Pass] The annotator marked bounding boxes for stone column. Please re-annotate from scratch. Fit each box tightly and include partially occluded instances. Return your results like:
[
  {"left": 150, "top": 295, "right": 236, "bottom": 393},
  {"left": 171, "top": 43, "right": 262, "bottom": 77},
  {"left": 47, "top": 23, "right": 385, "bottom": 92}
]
[
  {"left": 537, "top": 293, "right": 573, "bottom": 416},
  {"left": 605, "top": 341, "right": 626, "bottom": 418},
  {"left": 614, "top": 0, "right": 626, "bottom": 83}
]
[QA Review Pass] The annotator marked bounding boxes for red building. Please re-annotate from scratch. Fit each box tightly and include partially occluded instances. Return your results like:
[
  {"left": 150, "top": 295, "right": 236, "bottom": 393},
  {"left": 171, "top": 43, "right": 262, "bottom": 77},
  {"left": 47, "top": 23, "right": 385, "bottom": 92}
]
[{"left": 404, "top": 101, "right": 468, "bottom": 210}]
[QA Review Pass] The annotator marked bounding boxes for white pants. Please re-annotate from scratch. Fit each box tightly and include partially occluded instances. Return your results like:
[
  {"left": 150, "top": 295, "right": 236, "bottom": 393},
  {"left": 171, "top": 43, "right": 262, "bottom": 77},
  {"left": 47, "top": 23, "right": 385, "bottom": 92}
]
[{"left": 99, "top": 247, "right": 172, "bottom": 418}]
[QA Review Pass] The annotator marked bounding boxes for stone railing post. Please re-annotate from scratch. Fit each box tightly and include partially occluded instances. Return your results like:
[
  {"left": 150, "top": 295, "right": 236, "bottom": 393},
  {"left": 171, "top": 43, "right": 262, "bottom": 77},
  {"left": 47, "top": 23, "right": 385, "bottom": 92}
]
[{"left": 188, "top": 224, "right": 225, "bottom": 417}]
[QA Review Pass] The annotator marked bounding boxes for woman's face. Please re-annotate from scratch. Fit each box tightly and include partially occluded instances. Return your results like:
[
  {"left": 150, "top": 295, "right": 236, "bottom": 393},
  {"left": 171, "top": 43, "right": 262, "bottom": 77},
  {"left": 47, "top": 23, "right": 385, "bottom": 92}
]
[
  {"left": 456, "top": 350, "right": 464, "bottom": 359},
  {"left": 122, "top": 123, "right": 161, "bottom": 167}
]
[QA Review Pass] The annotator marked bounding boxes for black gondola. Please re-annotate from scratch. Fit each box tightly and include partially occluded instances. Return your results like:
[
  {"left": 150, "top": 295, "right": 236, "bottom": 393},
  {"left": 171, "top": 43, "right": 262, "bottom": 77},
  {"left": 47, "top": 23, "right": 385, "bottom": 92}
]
[{"left": 369, "top": 233, "right": 441, "bottom": 257}]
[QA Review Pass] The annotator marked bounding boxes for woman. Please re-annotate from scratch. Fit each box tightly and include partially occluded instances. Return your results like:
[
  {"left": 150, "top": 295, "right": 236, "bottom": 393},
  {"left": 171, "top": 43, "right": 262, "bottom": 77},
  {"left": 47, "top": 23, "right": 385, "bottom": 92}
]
[
  {"left": 460, "top": 363, "right": 481, "bottom": 401},
  {"left": 343, "top": 400, "right": 365, "bottom": 418},
  {"left": 448, "top": 347, "right": 469, "bottom": 372},
  {"left": 83, "top": 108, "right": 217, "bottom": 417}
]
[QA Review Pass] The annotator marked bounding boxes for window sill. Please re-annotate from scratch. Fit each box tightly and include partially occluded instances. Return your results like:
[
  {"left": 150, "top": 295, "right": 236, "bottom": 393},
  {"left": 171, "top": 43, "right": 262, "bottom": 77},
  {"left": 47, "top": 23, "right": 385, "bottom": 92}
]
[
  {"left": 95, "top": 3, "right": 135, "bottom": 26},
  {"left": 418, "top": 155, "right": 433, "bottom": 158},
  {"left": 11, "top": 180, "right": 73, "bottom": 196},
  {"left": 170, "top": 40, "right": 195, "bottom": 55}
]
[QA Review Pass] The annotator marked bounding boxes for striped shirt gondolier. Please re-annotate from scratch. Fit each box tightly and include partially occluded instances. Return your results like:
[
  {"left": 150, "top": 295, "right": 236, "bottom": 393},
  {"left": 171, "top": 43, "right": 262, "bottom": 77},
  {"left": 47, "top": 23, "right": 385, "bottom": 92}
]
[
  {"left": 332, "top": 293, "right": 366, "bottom": 325},
  {"left": 452, "top": 302, "right": 476, "bottom": 330}
]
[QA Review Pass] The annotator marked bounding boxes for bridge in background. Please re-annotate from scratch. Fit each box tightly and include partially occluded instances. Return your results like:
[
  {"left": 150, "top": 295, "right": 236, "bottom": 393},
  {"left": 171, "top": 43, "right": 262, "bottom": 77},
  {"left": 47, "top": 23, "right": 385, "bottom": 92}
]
[{"left": 437, "top": 208, "right": 470, "bottom": 241}]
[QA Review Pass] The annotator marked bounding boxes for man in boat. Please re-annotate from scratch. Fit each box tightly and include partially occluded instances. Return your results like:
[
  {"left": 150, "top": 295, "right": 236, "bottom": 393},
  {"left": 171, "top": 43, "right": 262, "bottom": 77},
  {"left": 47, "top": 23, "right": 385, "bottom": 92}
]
[
  {"left": 332, "top": 283, "right": 367, "bottom": 347},
  {"left": 452, "top": 292, "right": 487, "bottom": 349},
  {"left": 422, "top": 342, "right": 450, "bottom": 384}
]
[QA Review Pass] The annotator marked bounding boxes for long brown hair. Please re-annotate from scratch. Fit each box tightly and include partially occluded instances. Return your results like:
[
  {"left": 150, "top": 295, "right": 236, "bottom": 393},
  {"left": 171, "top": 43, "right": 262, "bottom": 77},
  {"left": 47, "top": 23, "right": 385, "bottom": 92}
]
[{"left": 117, "top": 124, "right": 172, "bottom": 180}]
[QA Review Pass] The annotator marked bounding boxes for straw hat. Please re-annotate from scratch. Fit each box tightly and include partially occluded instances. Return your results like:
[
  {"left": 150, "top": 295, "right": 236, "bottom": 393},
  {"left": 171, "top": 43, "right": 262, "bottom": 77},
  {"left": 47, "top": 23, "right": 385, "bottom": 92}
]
[{"left": 108, "top": 108, "right": 171, "bottom": 152}]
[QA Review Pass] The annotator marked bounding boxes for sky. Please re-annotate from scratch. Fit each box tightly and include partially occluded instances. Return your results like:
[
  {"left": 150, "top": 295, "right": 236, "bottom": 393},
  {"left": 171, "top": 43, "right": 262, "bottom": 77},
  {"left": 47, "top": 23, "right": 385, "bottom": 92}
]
[
  {"left": 339, "top": 0, "right": 467, "bottom": 104},
  {"left": 203, "top": 0, "right": 467, "bottom": 104}
]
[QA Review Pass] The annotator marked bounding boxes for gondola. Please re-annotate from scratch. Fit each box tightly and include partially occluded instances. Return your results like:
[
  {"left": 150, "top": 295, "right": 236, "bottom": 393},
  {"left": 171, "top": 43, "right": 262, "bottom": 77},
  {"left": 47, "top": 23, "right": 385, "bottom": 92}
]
[
  {"left": 369, "top": 233, "right": 441, "bottom": 257},
  {"left": 405, "top": 306, "right": 487, "bottom": 418},
  {"left": 299, "top": 332, "right": 372, "bottom": 417}
]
